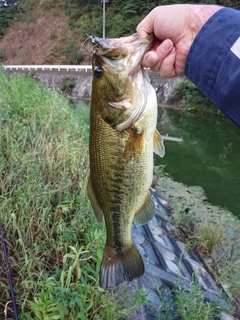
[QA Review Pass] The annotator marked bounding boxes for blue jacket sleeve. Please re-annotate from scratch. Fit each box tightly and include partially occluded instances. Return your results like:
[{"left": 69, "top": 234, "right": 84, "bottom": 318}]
[{"left": 185, "top": 8, "right": 240, "bottom": 128}]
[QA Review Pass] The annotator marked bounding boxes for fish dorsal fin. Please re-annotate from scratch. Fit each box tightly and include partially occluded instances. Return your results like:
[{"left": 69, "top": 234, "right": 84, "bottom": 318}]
[
  {"left": 133, "top": 194, "right": 155, "bottom": 225},
  {"left": 87, "top": 178, "right": 103, "bottom": 223},
  {"left": 153, "top": 129, "right": 165, "bottom": 158}
]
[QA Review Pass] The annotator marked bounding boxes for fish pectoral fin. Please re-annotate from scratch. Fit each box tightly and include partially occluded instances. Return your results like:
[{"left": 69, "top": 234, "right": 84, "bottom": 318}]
[
  {"left": 153, "top": 129, "right": 165, "bottom": 158},
  {"left": 87, "top": 178, "right": 103, "bottom": 223},
  {"left": 124, "top": 130, "right": 144, "bottom": 160},
  {"left": 133, "top": 194, "right": 155, "bottom": 225}
]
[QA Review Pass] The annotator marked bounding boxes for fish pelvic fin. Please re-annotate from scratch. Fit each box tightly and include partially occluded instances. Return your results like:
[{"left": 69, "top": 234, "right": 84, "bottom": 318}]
[
  {"left": 133, "top": 194, "right": 155, "bottom": 225},
  {"left": 87, "top": 177, "right": 103, "bottom": 223},
  {"left": 153, "top": 129, "right": 165, "bottom": 158},
  {"left": 100, "top": 243, "right": 144, "bottom": 289}
]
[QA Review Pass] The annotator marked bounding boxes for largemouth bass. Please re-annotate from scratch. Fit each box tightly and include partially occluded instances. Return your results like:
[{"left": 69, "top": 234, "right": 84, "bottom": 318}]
[{"left": 88, "top": 33, "right": 165, "bottom": 289}]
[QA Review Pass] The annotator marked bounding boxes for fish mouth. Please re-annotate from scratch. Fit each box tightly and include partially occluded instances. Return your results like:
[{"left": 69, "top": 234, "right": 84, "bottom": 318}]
[
  {"left": 92, "top": 33, "right": 153, "bottom": 50},
  {"left": 92, "top": 33, "right": 153, "bottom": 72}
]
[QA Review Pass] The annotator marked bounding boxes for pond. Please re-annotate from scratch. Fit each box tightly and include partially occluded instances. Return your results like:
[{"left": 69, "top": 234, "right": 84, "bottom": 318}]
[{"left": 156, "top": 107, "right": 240, "bottom": 218}]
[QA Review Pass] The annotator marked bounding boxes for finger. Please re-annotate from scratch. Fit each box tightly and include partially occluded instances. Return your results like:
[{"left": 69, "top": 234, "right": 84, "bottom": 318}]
[
  {"left": 159, "top": 47, "right": 177, "bottom": 78},
  {"left": 141, "top": 51, "right": 158, "bottom": 68},
  {"left": 148, "top": 39, "right": 174, "bottom": 72}
]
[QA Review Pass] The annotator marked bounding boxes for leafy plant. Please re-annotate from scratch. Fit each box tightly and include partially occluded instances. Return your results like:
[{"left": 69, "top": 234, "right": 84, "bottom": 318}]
[
  {"left": 174, "top": 274, "right": 223, "bottom": 319},
  {"left": 59, "top": 77, "right": 76, "bottom": 95},
  {"left": 155, "top": 273, "right": 225, "bottom": 320},
  {"left": 50, "top": 31, "right": 57, "bottom": 40},
  {"left": 0, "top": 1, "right": 17, "bottom": 36}
]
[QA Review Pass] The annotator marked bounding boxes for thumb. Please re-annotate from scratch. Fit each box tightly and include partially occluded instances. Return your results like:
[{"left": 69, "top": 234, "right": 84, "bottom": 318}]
[{"left": 136, "top": 15, "right": 154, "bottom": 39}]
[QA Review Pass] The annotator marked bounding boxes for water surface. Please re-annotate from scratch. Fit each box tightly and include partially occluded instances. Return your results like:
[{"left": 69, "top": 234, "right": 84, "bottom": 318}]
[{"left": 156, "top": 107, "right": 240, "bottom": 218}]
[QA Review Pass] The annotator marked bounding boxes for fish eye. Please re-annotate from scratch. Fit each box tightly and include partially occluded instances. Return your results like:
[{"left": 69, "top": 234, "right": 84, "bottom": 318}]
[{"left": 94, "top": 66, "right": 103, "bottom": 78}]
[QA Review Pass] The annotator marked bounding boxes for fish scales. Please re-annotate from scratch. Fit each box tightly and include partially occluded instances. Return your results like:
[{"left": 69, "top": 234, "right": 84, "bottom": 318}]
[{"left": 88, "top": 33, "right": 165, "bottom": 289}]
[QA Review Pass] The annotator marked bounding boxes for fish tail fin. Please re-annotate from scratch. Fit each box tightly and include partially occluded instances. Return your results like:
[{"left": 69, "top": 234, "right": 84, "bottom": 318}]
[{"left": 100, "top": 243, "right": 144, "bottom": 289}]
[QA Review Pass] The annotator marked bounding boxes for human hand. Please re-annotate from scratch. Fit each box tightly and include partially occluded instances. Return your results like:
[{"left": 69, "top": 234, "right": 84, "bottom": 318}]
[{"left": 137, "top": 4, "right": 222, "bottom": 77}]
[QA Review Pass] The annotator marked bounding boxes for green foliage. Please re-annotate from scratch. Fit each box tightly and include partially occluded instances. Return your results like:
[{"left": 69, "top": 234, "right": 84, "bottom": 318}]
[
  {"left": 183, "top": 81, "right": 217, "bottom": 113},
  {"left": 60, "top": 40, "right": 84, "bottom": 64},
  {"left": 156, "top": 274, "right": 225, "bottom": 319},
  {"left": 39, "top": 0, "right": 56, "bottom": 9},
  {"left": 0, "top": 2, "right": 17, "bottom": 36},
  {"left": 50, "top": 31, "right": 57, "bottom": 40},
  {"left": 169, "top": 80, "right": 220, "bottom": 115},
  {"left": 174, "top": 274, "right": 223, "bottom": 319},
  {"left": 13, "top": 0, "right": 36, "bottom": 20},
  {"left": 63, "top": 0, "right": 160, "bottom": 38},
  {"left": 2, "top": 0, "right": 240, "bottom": 41},
  {"left": 59, "top": 77, "right": 76, "bottom": 94},
  {"left": 63, "top": 0, "right": 240, "bottom": 39}
]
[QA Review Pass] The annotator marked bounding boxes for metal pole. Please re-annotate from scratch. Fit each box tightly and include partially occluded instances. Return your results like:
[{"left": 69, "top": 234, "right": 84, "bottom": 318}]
[
  {"left": 0, "top": 221, "right": 18, "bottom": 320},
  {"left": 103, "top": 0, "right": 105, "bottom": 39}
]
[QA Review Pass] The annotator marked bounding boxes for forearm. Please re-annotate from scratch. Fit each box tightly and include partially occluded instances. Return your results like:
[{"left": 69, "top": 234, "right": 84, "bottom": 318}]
[{"left": 185, "top": 8, "right": 240, "bottom": 128}]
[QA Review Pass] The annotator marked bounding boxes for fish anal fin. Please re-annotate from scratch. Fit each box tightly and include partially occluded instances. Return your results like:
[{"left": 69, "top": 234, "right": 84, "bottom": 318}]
[
  {"left": 133, "top": 194, "right": 155, "bottom": 225},
  {"left": 100, "top": 243, "right": 144, "bottom": 289},
  {"left": 87, "top": 178, "right": 103, "bottom": 223},
  {"left": 124, "top": 130, "right": 144, "bottom": 160},
  {"left": 154, "top": 129, "right": 165, "bottom": 158}
]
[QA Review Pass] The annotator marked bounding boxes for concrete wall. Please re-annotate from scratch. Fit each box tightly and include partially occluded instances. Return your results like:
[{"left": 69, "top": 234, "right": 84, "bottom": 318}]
[{"left": 11, "top": 69, "right": 183, "bottom": 104}]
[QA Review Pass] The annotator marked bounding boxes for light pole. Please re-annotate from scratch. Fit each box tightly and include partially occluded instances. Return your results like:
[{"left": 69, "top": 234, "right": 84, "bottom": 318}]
[{"left": 102, "top": 0, "right": 108, "bottom": 39}]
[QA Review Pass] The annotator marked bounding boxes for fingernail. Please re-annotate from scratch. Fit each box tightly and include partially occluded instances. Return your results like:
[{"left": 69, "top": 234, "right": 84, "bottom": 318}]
[{"left": 162, "top": 39, "right": 172, "bottom": 51}]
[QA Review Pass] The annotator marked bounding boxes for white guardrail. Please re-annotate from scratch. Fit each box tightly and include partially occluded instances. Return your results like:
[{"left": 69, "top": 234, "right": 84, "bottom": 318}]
[
  {"left": 3, "top": 65, "right": 92, "bottom": 72},
  {"left": 3, "top": 65, "right": 152, "bottom": 72}
]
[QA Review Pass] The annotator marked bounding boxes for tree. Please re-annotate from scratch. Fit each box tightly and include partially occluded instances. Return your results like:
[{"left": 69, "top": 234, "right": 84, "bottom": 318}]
[
  {"left": 0, "top": 0, "right": 18, "bottom": 36},
  {"left": 0, "top": 0, "right": 19, "bottom": 7}
]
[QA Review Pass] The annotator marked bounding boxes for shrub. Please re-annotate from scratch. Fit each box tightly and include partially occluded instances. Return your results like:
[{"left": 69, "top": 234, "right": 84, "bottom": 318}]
[{"left": 168, "top": 80, "right": 220, "bottom": 115}]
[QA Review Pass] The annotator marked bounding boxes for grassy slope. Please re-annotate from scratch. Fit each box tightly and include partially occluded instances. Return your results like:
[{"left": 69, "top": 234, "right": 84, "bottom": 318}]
[{"left": 0, "top": 1, "right": 93, "bottom": 65}]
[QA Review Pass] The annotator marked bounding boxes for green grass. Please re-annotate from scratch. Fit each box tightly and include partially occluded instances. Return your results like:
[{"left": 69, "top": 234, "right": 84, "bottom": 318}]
[
  {"left": 0, "top": 68, "right": 145, "bottom": 319},
  {"left": 173, "top": 274, "right": 224, "bottom": 320},
  {"left": 156, "top": 274, "right": 225, "bottom": 320}
]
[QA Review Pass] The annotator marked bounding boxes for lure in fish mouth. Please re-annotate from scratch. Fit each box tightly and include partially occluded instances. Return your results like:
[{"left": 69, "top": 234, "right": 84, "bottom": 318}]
[{"left": 88, "top": 33, "right": 165, "bottom": 289}]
